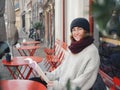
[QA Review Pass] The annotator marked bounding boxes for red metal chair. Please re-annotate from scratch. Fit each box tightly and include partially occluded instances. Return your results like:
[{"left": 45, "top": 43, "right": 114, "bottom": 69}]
[
  {"left": 44, "top": 40, "right": 67, "bottom": 71},
  {"left": 99, "top": 69, "right": 120, "bottom": 90},
  {"left": 44, "top": 39, "right": 61, "bottom": 55},
  {"left": 110, "top": 77, "right": 120, "bottom": 90}
]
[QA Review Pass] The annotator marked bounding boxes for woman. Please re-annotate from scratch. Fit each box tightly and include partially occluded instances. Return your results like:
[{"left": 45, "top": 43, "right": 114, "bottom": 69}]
[
  {"left": 30, "top": 18, "right": 100, "bottom": 90},
  {"left": 45, "top": 18, "right": 100, "bottom": 90}
]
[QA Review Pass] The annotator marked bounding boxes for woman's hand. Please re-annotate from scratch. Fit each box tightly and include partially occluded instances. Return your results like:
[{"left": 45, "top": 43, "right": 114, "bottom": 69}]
[{"left": 47, "top": 81, "right": 54, "bottom": 87}]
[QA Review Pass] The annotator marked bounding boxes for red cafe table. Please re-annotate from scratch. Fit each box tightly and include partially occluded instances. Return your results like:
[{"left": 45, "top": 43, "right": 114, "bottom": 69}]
[
  {"left": 0, "top": 80, "right": 47, "bottom": 90},
  {"left": 2, "top": 56, "right": 43, "bottom": 79},
  {"left": 21, "top": 41, "right": 40, "bottom": 46},
  {"left": 16, "top": 45, "right": 40, "bottom": 56}
]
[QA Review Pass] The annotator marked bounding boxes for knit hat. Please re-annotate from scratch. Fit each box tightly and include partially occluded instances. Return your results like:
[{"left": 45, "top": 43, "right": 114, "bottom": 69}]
[{"left": 70, "top": 18, "right": 90, "bottom": 32}]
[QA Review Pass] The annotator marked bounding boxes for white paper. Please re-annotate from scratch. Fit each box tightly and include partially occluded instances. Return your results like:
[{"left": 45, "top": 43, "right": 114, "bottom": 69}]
[
  {"left": 24, "top": 58, "right": 49, "bottom": 83},
  {"left": 23, "top": 39, "right": 26, "bottom": 42},
  {"left": 15, "top": 43, "right": 21, "bottom": 48}
]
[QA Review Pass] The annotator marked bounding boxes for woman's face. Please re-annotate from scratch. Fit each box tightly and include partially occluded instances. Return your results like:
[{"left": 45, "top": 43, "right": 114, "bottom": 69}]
[{"left": 72, "top": 27, "right": 86, "bottom": 41}]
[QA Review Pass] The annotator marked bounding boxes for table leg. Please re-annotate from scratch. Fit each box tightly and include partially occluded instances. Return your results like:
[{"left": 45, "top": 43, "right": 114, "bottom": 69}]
[
  {"left": 25, "top": 67, "right": 33, "bottom": 79},
  {"left": 18, "top": 49, "right": 24, "bottom": 56},
  {"left": 27, "top": 65, "right": 37, "bottom": 77},
  {"left": 6, "top": 66, "right": 17, "bottom": 79},
  {"left": 17, "top": 65, "right": 36, "bottom": 79},
  {"left": 21, "top": 65, "right": 28, "bottom": 76},
  {"left": 20, "top": 65, "right": 35, "bottom": 79},
  {"left": 5, "top": 65, "right": 39, "bottom": 80},
  {"left": 17, "top": 49, "right": 28, "bottom": 56},
  {"left": 22, "top": 50, "right": 28, "bottom": 56},
  {"left": 29, "top": 49, "right": 36, "bottom": 56},
  {"left": 16, "top": 67, "right": 25, "bottom": 79}
]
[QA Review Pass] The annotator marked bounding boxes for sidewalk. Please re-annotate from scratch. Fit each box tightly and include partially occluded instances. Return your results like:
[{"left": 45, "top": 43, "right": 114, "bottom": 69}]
[{"left": 0, "top": 30, "right": 46, "bottom": 80}]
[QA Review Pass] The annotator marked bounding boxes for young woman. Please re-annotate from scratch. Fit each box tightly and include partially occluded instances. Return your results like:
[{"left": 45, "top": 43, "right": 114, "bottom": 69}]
[
  {"left": 30, "top": 18, "right": 101, "bottom": 90},
  {"left": 45, "top": 18, "right": 100, "bottom": 90}
]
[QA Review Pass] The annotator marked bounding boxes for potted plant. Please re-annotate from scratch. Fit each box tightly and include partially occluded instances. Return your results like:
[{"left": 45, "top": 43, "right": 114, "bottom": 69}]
[
  {"left": 33, "top": 21, "right": 44, "bottom": 41},
  {"left": 33, "top": 21, "right": 43, "bottom": 30}
]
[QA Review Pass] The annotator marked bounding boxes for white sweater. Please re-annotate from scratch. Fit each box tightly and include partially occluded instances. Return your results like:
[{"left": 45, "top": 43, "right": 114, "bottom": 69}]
[{"left": 46, "top": 44, "right": 100, "bottom": 90}]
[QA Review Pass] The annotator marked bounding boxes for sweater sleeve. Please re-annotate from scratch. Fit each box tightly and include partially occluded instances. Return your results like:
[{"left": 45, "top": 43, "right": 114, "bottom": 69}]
[
  {"left": 71, "top": 54, "right": 100, "bottom": 89},
  {"left": 46, "top": 64, "right": 68, "bottom": 90},
  {"left": 45, "top": 65, "right": 62, "bottom": 80}
]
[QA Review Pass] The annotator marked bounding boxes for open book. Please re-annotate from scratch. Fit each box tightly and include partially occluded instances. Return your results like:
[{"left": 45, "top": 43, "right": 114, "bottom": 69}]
[{"left": 24, "top": 58, "right": 49, "bottom": 83}]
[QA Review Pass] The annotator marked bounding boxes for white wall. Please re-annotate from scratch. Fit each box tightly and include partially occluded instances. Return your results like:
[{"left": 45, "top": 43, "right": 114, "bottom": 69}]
[
  {"left": 55, "top": 0, "right": 63, "bottom": 40},
  {"left": 66, "top": 0, "right": 85, "bottom": 45},
  {"left": 55, "top": 0, "right": 89, "bottom": 45}
]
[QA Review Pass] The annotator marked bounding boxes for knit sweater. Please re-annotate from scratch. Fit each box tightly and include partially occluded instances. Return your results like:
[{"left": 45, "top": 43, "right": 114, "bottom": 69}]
[{"left": 46, "top": 44, "right": 100, "bottom": 90}]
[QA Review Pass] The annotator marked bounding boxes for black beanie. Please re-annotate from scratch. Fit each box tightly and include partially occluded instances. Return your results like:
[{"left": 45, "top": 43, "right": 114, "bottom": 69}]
[{"left": 70, "top": 18, "right": 90, "bottom": 32}]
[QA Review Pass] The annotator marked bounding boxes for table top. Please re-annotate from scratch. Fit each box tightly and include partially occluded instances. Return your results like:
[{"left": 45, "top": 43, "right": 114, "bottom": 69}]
[
  {"left": 0, "top": 80, "right": 47, "bottom": 90},
  {"left": 2, "top": 56, "right": 43, "bottom": 66},
  {"left": 21, "top": 41, "right": 40, "bottom": 45},
  {"left": 17, "top": 45, "right": 40, "bottom": 50}
]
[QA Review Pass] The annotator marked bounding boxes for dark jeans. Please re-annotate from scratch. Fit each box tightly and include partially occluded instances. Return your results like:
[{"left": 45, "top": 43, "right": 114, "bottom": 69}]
[
  {"left": 90, "top": 74, "right": 107, "bottom": 90},
  {"left": 29, "top": 77, "right": 47, "bottom": 87}
]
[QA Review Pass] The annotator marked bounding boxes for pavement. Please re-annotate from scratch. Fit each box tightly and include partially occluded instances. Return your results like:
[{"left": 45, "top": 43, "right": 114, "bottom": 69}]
[{"left": 0, "top": 30, "right": 47, "bottom": 80}]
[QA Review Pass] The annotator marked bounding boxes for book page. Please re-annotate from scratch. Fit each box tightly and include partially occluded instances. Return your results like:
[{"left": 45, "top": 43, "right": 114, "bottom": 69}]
[{"left": 24, "top": 58, "right": 49, "bottom": 83}]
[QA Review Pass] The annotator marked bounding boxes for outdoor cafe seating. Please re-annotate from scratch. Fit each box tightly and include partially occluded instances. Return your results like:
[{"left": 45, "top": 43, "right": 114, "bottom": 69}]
[{"left": 2, "top": 56, "right": 43, "bottom": 79}]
